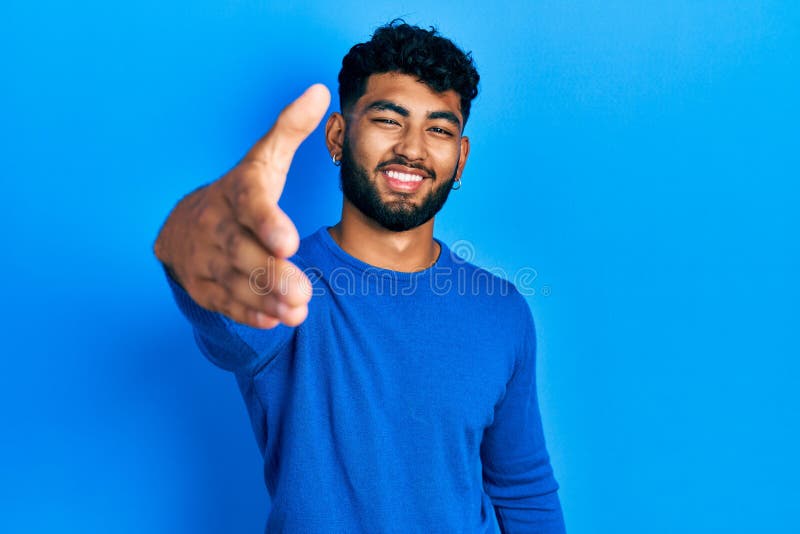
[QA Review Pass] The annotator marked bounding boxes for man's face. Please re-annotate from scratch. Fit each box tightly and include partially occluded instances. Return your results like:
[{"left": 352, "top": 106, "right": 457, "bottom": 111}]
[{"left": 339, "top": 72, "right": 470, "bottom": 232}]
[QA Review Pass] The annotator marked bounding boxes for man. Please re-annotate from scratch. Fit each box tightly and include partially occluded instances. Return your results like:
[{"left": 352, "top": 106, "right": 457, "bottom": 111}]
[{"left": 154, "top": 21, "right": 566, "bottom": 533}]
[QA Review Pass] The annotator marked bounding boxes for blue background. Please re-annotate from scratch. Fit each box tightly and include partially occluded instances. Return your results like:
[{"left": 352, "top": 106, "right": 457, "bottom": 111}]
[{"left": 2, "top": 1, "right": 798, "bottom": 532}]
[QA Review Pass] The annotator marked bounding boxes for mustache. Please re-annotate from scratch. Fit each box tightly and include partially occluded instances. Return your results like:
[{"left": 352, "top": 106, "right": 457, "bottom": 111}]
[{"left": 376, "top": 158, "right": 436, "bottom": 180}]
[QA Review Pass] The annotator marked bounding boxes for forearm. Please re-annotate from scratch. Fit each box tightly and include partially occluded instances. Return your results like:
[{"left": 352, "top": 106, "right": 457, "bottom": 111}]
[
  {"left": 161, "top": 263, "right": 260, "bottom": 373},
  {"left": 488, "top": 484, "right": 565, "bottom": 534}
]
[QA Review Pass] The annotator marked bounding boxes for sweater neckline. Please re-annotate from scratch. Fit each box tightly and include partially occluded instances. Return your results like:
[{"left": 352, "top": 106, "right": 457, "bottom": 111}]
[{"left": 315, "top": 225, "right": 451, "bottom": 279}]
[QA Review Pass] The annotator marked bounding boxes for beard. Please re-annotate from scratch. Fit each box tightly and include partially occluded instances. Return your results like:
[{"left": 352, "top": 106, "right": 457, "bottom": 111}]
[{"left": 338, "top": 138, "right": 458, "bottom": 232}]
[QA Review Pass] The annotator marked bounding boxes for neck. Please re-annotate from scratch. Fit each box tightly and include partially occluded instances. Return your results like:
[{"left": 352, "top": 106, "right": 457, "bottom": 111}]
[{"left": 328, "top": 199, "right": 441, "bottom": 272}]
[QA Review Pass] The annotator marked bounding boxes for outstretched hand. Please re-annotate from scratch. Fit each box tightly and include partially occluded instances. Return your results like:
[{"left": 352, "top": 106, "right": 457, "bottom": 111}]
[{"left": 154, "top": 84, "right": 331, "bottom": 329}]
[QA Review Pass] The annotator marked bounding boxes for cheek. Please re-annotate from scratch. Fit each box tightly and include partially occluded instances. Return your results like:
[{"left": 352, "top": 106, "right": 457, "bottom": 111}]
[
  {"left": 351, "top": 131, "right": 396, "bottom": 167},
  {"left": 432, "top": 143, "right": 462, "bottom": 171}
]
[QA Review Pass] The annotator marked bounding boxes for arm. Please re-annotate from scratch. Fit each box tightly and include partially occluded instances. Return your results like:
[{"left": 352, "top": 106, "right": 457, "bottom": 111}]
[
  {"left": 480, "top": 299, "right": 566, "bottom": 533},
  {"left": 153, "top": 85, "right": 329, "bottom": 373},
  {"left": 162, "top": 262, "right": 293, "bottom": 376}
]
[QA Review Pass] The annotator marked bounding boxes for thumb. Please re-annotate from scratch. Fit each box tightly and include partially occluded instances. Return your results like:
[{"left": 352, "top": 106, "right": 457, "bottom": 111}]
[
  {"left": 225, "top": 84, "right": 330, "bottom": 258},
  {"left": 244, "top": 83, "right": 331, "bottom": 182}
]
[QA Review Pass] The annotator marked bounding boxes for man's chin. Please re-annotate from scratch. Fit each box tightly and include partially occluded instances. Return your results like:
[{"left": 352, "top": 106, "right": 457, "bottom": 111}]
[
  {"left": 375, "top": 210, "right": 427, "bottom": 232},
  {"left": 381, "top": 221, "right": 428, "bottom": 233}
]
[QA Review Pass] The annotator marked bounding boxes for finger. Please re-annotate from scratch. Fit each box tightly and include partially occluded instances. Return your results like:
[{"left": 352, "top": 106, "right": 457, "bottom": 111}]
[
  {"left": 214, "top": 218, "right": 312, "bottom": 307},
  {"left": 225, "top": 265, "right": 311, "bottom": 316},
  {"left": 220, "top": 223, "right": 273, "bottom": 273},
  {"left": 248, "top": 311, "right": 281, "bottom": 329},
  {"left": 221, "top": 172, "right": 299, "bottom": 258},
  {"left": 205, "top": 271, "right": 309, "bottom": 328},
  {"left": 244, "top": 83, "right": 331, "bottom": 177},
  {"left": 200, "top": 240, "right": 311, "bottom": 307},
  {"left": 238, "top": 257, "right": 313, "bottom": 308},
  {"left": 274, "top": 301, "right": 308, "bottom": 327},
  {"left": 190, "top": 278, "right": 281, "bottom": 329}
]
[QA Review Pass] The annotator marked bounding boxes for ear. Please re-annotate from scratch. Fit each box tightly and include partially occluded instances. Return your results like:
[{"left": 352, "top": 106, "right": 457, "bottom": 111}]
[
  {"left": 325, "top": 112, "right": 346, "bottom": 157},
  {"left": 455, "top": 136, "right": 470, "bottom": 180}
]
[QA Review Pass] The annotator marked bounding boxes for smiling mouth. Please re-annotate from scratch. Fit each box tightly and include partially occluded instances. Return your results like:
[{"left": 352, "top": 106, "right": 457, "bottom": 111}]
[
  {"left": 384, "top": 169, "right": 424, "bottom": 183},
  {"left": 382, "top": 169, "right": 427, "bottom": 193}
]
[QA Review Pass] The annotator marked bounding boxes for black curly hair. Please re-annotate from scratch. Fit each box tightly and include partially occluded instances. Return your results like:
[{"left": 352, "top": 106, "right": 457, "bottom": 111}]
[{"left": 338, "top": 20, "right": 480, "bottom": 128}]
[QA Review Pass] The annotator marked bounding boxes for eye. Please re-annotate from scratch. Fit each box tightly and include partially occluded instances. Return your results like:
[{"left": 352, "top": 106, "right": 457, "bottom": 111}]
[
  {"left": 429, "top": 126, "right": 454, "bottom": 137},
  {"left": 373, "top": 118, "right": 400, "bottom": 126}
]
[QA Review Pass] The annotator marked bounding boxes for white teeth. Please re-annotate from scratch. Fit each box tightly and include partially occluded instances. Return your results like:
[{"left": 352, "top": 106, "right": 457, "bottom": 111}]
[{"left": 386, "top": 170, "right": 423, "bottom": 182}]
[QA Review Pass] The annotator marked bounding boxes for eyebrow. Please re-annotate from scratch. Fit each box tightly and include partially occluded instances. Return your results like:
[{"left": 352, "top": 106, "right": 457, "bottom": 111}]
[
  {"left": 366, "top": 100, "right": 409, "bottom": 117},
  {"left": 428, "top": 110, "right": 461, "bottom": 129},
  {"left": 365, "top": 100, "right": 462, "bottom": 130}
]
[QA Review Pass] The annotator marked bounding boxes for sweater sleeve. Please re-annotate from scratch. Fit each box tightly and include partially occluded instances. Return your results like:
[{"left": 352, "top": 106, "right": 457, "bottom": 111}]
[
  {"left": 480, "top": 296, "right": 566, "bottom": 533},
  {"left": 163, "top": 264, "right": 293, "bottom": 376}
]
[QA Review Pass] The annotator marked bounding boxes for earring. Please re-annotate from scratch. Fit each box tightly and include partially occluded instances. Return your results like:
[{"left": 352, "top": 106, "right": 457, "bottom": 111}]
[
  {"left": 332, "top": 153, "right": 342, "bottom": 167},
  {"left": 451, "top": 179, "right": 462, "bottom": 190}
]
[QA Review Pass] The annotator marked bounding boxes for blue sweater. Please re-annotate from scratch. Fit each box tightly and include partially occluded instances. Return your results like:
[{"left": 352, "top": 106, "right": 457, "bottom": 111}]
[{"left": 166, "top": 226, "right": 565, "bottom": 533}]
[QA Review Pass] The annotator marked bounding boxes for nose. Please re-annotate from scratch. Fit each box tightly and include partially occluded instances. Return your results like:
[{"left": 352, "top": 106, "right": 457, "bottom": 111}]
[{"left": 393, "top": 127, "right": 426, "bottom": 162}]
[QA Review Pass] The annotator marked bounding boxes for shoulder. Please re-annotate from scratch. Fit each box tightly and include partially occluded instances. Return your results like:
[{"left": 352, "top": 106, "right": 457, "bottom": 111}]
[
  {"left": 443, "top": 249, "right": 535, "bottom": 335},
  {"left": 446, "top": 247, "right": 529, "bottom": 307}
]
